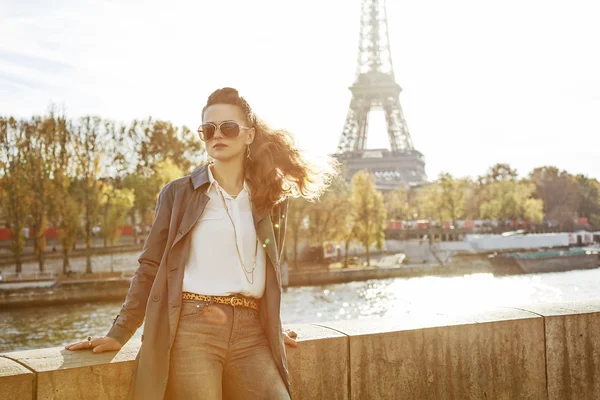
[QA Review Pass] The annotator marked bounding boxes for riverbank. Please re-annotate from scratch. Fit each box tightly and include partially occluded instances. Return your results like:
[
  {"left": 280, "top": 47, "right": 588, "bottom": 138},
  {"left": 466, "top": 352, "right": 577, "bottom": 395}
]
[
  {"left": 0, "top": 243, "right": 143, "bottom": 268},
  {"left": 0, "top": 264, "right": 437, "bottom": 308},
  {"left": 4, "top": 256, "right": 600, "bottom": 309},
  {"left": 2, "top": 300, "right": 599, "bottom": 399},
  {"left": 0, "top": 258, "right": 500, "bottom": 308},
  {"left": 0, "top": 278, "right": 131, "bottom": 308},
  {"left": 285, "top": 262, "right": 491, "bottom": 287}
]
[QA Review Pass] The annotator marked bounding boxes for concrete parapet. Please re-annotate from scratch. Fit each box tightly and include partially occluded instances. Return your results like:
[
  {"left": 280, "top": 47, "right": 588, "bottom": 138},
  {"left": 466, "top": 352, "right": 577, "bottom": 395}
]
[
  {"left": 1, "top": 301, "right": 600, "bottom": 399},
  {"left": 0, "top": 356, "right": 34, "bottom": 400},
  {"left": 286, "top": 324, "right": 349, "bottom": 400},
  {"left": 318, "top": 309, "right": 547, "bottom": 400},
  {"left": 1, "top": 341, "right": 140, "bottom": 399},
  {"left": 520, "top": 301, "right": 600, "bottom": 400}
]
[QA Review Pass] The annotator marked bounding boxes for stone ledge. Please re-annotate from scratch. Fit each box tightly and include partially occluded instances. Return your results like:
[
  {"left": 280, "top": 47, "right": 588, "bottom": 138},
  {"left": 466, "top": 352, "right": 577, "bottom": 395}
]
[{"left": 509, "top": 300, "right": 600, "bottom": 317}]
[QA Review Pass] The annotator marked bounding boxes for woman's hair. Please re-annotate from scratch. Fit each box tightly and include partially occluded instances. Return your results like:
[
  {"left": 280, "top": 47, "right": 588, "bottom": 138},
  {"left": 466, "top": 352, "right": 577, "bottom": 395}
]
[{"left": 202, "top": 87, "right": 339, "bottom": 214}]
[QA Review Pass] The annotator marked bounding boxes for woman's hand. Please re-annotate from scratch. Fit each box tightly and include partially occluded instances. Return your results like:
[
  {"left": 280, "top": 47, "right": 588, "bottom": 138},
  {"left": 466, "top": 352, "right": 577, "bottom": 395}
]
[
  {"left": 64, "top": 336, "right": 122, "bottom": 354},
  {"left": 283, "top": 328, "right": 298, "bottom": 347}
]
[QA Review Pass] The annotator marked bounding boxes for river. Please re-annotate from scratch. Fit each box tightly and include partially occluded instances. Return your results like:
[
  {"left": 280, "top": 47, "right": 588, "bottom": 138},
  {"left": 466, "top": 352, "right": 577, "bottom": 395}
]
[{"left": 2, "top": 267, "right": 600, "bottom": 353}]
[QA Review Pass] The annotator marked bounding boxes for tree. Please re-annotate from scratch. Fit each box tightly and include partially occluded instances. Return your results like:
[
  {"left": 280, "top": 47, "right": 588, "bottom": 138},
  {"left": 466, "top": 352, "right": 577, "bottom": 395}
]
[
  {"left": 349, "top": 170, "right": 386, "bottom": 266},
  {"left": 286, "top": 197, "right": 310, "bottom": 270},
  {"left": 438, "top": 173, "right": 467, "bottom": 224},
  {"left": 475, "top": 163, "right": 537, "bottom": 225},
  {"left": 576, "top": 175, "right": 600, "bottom": 228},
  {"left": 124, "top": 118, "right": 191, "bottom": 242},
  {"left": 0, "top": 117, "right": 31, "bottom": 273},
  {"left": 101, "top": 185, "right": 135, "bottom": 246},
  {"left": 46, "top": 111, "right": 81, "bottom": 273},
  {"left": 529, "top": 166, "right": 581, "bottom": 228},
  {"left": 327, "top": 180, "right": 354, "bottom": 268},
  {"left": 303, "top": 175, "right": 350, "bottom": 261},
  {"left": 71, "top": 116, "right": 109, "bottom": 273},
  {"left": 134, "top": 158, "right": 183, "bottom": 228},
  {"left": 23, "top": 113, "right": 69, "bottom": 272},
  {"left": 383, "top": 186, "right": 411, "bottom": 220},
  {"left": 52, "top": 190, "right": 81, "bottom": 273},
  {"left": 480, "top": 180, "right": 544, "bottom": 223},
  {"left": 481, "top": 163, "right": 518, "bottom": 184},
  {"left": 463, "top": 179, "right": 485, "bottom": 220},
  {"left": 130, "top": 118, "right": 204, "bottom": 177},
  {"left": 414, "top": 183, "right": 444, "bottom": 223}
]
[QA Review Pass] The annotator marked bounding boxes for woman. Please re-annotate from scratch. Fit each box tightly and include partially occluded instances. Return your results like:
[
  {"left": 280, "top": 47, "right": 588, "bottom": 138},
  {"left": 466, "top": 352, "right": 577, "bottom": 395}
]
[{"left": 66, "top": 87, "right": 337, "bottom": 400}]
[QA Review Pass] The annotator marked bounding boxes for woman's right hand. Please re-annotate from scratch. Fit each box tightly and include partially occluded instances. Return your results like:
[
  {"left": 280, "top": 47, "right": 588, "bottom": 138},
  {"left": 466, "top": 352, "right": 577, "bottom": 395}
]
[{"left": 64, "top": 336, "right": 122, "bottom": 353}]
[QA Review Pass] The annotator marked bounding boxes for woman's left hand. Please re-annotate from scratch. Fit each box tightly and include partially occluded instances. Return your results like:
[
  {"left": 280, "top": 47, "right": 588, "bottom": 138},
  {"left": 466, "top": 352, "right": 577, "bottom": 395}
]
[{"left": 283, "top": 328, "right": 298, "bottom": 347}]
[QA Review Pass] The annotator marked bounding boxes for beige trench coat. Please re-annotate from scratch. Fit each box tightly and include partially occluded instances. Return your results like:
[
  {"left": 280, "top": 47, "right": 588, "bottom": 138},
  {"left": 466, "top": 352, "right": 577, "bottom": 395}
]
[{"left": 106, "top": 163, "right": 291, "bottom": 399}]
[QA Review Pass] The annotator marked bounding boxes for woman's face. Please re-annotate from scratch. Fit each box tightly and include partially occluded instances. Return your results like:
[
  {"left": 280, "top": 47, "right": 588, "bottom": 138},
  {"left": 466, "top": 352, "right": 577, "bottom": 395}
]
[{"left": 202, "top": 104, "right": 254, "bottom": 163}]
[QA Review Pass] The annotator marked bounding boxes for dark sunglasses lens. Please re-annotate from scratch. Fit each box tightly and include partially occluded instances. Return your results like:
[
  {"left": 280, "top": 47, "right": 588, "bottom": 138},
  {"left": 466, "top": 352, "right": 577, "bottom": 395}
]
[
  {"left": 220, "top": 122, "right": 240, "bottom": 138},
  {"left": 199, "top": 124, "right": 215, "bottom": 140}
]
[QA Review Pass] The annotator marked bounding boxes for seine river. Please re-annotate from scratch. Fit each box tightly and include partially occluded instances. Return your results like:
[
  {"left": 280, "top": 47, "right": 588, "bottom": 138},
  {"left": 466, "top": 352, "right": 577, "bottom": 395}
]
[{"left": 2, "top": 267, "right": 600, "bottom": 353}]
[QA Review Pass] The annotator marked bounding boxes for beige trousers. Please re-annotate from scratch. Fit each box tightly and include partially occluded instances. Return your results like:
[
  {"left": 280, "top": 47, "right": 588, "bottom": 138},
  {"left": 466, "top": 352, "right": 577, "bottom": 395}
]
[{"left": 164, "top": 299, "right": 290, "bottom": 400}]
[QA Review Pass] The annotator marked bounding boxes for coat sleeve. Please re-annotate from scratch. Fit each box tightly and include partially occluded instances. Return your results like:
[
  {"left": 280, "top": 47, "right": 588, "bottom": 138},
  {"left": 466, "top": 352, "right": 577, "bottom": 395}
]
[{"left": 106, "top": 183, "right": 173, "bottom": 345}]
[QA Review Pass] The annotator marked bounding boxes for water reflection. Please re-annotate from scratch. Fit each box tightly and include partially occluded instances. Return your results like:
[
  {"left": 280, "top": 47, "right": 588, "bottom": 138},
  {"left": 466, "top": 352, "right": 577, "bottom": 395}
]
[{"left": 3, "top": 268, "right": 600, "bottom": 353}]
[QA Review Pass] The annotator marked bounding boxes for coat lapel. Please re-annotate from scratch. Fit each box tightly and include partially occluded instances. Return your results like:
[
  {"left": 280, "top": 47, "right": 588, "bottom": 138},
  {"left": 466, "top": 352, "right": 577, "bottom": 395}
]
[
  {"left": 169, "top": 191, "right": 209, "bottom": 256},
  {"left": 168, "top": 164, "right": 211, "bottom": 259}
]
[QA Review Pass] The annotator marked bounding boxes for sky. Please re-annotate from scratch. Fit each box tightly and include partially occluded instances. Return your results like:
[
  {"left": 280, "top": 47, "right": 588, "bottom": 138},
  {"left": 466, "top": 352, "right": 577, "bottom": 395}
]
[{"left": 1, "top": 0, "right": 599, "bottom": 181}]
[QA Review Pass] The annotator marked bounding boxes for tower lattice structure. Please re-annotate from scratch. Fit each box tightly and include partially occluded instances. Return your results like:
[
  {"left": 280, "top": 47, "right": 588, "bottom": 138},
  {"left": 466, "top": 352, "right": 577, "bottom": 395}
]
[{"left": 336, "top": 0, "right": 426, "bottom": 189}]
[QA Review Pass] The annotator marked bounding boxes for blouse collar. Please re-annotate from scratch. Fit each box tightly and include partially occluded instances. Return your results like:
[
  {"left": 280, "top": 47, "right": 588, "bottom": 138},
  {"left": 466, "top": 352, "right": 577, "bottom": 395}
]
[{"left": 207, "top": 163, "right": 250, "bottom": 199}]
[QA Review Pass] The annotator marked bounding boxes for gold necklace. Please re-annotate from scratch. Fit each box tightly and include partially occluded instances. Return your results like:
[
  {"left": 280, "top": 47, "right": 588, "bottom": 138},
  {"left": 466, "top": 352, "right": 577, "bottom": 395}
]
[{"left": 216, "top": 185, "right": 259, "bottom": 284}]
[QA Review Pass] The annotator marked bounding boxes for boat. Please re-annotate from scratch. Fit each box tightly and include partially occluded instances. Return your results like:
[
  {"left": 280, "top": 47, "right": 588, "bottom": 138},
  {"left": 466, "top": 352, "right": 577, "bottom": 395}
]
[{"left": 489, "top": 248, "right": 600, "bottom": 274}]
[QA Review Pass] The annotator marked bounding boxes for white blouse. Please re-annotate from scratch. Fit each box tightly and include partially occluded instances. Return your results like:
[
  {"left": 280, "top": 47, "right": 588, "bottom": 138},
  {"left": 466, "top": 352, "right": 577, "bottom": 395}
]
[{"left": 181, "top": 164, "right": 267, "bottom": 298}]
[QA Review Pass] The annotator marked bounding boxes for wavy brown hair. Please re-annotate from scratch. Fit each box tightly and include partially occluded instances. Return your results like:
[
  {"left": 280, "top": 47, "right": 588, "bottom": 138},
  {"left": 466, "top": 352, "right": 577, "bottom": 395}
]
[{"left": 202, "top": 87, "right": 338, "bottom": 214}]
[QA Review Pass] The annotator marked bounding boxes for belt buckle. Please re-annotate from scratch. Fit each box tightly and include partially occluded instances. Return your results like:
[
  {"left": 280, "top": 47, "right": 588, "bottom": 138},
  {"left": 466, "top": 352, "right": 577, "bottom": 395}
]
[{"left": 230, "top": 295, "right": 240, "bottom": 306}]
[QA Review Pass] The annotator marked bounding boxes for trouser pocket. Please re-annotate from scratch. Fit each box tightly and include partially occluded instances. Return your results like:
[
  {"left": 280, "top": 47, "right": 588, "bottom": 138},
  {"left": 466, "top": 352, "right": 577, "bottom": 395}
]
[{"left": 179, "top": 300, "right": 210, "bottom": 318}]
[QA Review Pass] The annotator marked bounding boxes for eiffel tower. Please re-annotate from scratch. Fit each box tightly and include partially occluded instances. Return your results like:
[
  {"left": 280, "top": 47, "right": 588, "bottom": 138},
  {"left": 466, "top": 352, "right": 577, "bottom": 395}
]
[{"left": 336, "top": 0, "right": 427, "bottom": 190}]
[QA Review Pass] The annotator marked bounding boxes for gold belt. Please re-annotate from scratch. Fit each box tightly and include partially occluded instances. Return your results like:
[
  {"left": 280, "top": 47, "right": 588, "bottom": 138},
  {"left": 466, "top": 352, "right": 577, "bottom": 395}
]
[{"left": 181, "top": 291, "right": 260, "bottom": 311}]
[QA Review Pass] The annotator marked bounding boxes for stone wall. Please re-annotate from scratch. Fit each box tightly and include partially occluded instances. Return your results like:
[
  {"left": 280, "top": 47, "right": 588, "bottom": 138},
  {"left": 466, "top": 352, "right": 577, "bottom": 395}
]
[{"left": 2, "top": 301, "right": 600, "bottom": 399}]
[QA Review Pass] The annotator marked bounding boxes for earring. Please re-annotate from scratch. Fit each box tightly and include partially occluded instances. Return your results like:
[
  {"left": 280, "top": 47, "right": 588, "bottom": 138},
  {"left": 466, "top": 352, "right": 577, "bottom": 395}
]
[{"left": 246, "top": 144, "right": 252, "bottom": 161}]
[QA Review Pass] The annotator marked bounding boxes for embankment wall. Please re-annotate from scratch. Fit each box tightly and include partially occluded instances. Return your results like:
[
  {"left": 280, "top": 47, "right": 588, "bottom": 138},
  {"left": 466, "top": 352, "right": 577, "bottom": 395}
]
[{"left": 2, "top": 301, "right": 599, "bottom": 399}]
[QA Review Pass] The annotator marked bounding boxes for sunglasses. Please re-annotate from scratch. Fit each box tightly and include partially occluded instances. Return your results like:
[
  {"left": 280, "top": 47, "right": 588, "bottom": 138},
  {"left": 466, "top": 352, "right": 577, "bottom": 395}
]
[{"left": 197, "top": 121, "right": 252, "bottom": 141}]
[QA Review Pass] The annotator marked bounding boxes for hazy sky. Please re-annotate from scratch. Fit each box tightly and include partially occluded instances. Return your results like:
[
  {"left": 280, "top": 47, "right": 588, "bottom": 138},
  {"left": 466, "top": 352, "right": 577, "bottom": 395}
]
[{"left": 2, "top": 0, "right": 599, "bottom": 180}]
